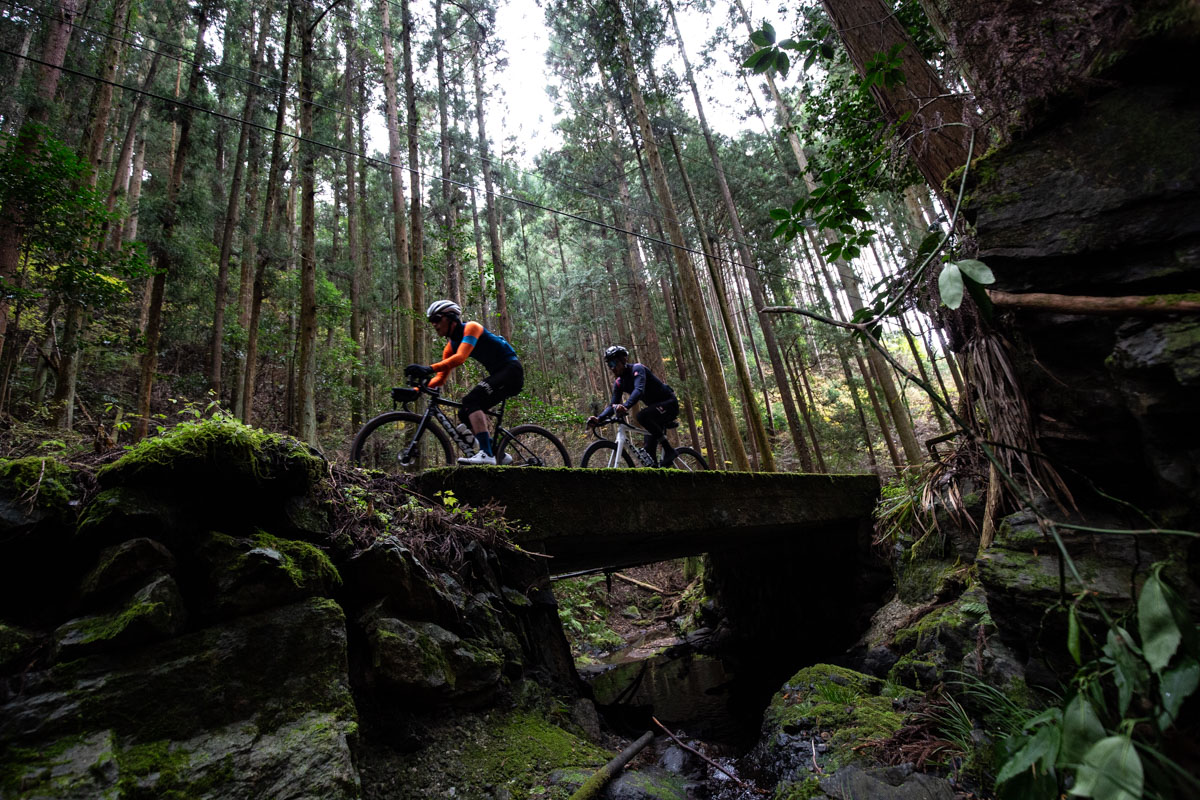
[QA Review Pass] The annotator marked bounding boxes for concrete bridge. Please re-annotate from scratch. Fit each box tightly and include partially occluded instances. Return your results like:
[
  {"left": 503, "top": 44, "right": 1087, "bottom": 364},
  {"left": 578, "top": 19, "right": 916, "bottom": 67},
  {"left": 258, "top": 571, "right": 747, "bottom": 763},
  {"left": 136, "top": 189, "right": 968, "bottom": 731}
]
[{"left": 415, "top": 468, "right": 881, "bottom": 575}]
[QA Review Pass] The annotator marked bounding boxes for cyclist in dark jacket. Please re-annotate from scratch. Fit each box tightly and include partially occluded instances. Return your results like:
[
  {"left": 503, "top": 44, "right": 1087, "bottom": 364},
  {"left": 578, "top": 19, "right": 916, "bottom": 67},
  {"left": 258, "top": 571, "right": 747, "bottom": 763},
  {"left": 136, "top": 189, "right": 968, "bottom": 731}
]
[{"left": 587, "top": 345, "right": 679, "bottom": 467}]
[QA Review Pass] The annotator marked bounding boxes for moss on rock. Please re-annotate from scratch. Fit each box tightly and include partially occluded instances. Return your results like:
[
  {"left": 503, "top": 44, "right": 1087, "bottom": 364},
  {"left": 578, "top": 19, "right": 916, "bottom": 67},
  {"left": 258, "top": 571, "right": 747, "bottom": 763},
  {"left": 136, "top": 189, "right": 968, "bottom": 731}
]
[
  {"left": 96, "top": 417, "right": 325, "bottom": 499},
  {"left": 763, "top": 664, "right": 915, "bottom": 771}
]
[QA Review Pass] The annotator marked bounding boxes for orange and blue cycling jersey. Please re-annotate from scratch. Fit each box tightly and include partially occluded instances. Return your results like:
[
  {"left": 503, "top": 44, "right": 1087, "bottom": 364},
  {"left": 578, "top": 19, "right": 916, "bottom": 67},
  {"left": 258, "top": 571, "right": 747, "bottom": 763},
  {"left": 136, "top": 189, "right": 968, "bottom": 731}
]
[
  {"left": 596, "top": 363, "right": 675, "bottom": 420},
  {"left": 429, "top": 320, "right": 519, "bottom": 388}
]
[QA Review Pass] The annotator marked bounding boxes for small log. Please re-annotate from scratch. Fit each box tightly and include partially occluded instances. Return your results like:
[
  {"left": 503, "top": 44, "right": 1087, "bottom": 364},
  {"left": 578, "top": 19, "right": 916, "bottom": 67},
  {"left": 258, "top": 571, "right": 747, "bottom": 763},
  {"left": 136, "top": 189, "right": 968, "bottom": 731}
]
[
  {"left": 568, "top": 730, "right": 655, "bottom": 800},
  {"left": 613, "top": 572, "right": 675, "bottom": 595},
  {"left": 988, "top": 290, "right": 1200, "bottom": 316}
]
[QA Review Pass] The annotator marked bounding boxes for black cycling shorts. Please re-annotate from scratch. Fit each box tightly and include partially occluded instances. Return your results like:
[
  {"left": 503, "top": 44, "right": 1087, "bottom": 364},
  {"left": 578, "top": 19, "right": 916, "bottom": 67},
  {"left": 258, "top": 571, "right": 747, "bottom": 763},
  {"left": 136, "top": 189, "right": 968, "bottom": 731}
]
[{"left": 459, "top": 360, "right": 524, "bottom": 422}]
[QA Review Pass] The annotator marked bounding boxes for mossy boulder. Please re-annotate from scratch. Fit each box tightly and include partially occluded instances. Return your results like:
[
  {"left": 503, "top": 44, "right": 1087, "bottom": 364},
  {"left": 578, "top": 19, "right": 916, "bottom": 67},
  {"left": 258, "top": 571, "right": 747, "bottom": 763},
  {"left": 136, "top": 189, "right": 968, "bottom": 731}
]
[
  {"left": 359, "top": 600, "right": 504, "bottom": 703},
  {"left": 2, "top": 597, "right": 353, "bottom": 748},
  {"left": 75, "top": 486, "right": 184, "bottom": 552},
  {"left": 342, "top": 538, "right": 458, "bottom": 625},
  {"left": 0, "top": 457, "right": 84, "bottom": 622},
  {"left": 0, "top": 456, "right": 78, "bottom": 539},
  {"left": 193, "top": 530, "right": 341, "bottom": 620},
  {"left": 96, "top": 417, "right": 325, "bottom": 504},
  {"left": 751, "top": 663, "right": 917, "bottom": 785},
  {"left": 54, "top": 574, "right": 186, "bottom": 660},
  {"left": 0, "top": 620, "right": 40, "bottom": 672},
  {"left": 78, "top": 537, "right": 176, "bottom": 606}
]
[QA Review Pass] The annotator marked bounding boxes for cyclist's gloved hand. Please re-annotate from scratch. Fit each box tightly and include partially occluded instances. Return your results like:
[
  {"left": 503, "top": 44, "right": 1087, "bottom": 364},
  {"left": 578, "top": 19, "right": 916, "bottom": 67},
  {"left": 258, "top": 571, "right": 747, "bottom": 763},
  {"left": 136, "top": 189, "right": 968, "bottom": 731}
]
[
  {"left": 404, "top": 363, "right": 435, "bottom": 383},
  {"left": 614, "top": 404, "right": 628, "bottom": 417},
  {"left": 586, "top": 415, "right": 599, "bottom": 428}
]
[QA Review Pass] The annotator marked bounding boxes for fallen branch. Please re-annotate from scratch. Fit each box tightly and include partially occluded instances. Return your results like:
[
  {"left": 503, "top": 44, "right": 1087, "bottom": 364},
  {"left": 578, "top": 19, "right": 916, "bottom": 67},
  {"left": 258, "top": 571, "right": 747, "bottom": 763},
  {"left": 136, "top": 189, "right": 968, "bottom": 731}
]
[
  {"left": 568, "top": 730, "right": 655, "bottom": 800},
  {"left": 613, "top": 572, "right": 675, "bottom": 595},
  {"left": 811, "top": 738, "right": 824, "bottom": 775},
  {"left": 651, "top": 717, "right": 769, "bottom": 795},
  {"left": 988, "top": 290, "right": 1200, "bottom": 316}
]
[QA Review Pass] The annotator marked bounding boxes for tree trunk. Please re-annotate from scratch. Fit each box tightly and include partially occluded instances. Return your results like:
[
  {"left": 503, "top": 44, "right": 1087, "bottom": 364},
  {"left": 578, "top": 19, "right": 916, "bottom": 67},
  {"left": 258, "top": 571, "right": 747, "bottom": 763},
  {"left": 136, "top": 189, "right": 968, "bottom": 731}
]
[
  {"left": 609, "top": 0, "right": 749, "bottom": 470},
  {"left": 402, "top": 0, "right": 426, "bottom": 360},
  {"left": 136, "top": 1, "right": 211, "bottom": 440},
  {"left": 821, "top": 0, "right": 971, "bottom": 199},
  {"left": 344, "top": 20, "right": 363, "bottom": 427},
  {"left": 243, "top": 0, "right": 296, "bottom": 424},
  {"left": 670, "top": 0, "right": 812, "bottom": 469},
  {"left": 379, "top": 0, "right": 411, "bottom": 364},
  {"left": 211, "top": 5, "right": 270, "bottom": 399},
  {"left": 472, "top": 45, "right": 510, "bottom": 340},
  {"left": 668, "top": 133, "right": 774, "bottom": 471},
  {"left": 295, "top": 0, "right": 325, "bottom": 444}
]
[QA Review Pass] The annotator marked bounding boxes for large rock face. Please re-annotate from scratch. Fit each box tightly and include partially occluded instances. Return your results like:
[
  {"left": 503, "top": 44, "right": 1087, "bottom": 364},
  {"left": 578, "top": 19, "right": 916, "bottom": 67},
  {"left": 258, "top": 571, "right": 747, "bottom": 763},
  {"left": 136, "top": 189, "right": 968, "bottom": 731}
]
[
  {"left": 0, "top": 419, "right": 583, "bottom": 799},
  {"left": 955, "top": 7, "right": 1200, "bottom": 526}
]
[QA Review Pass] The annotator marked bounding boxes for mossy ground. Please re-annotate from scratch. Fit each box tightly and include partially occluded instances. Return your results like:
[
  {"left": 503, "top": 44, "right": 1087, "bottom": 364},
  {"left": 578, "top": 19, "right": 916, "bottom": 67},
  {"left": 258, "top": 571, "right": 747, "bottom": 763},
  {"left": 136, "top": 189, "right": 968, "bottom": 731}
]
[{"left": 359, "top": 707, "right": 611, "bottom": 799}]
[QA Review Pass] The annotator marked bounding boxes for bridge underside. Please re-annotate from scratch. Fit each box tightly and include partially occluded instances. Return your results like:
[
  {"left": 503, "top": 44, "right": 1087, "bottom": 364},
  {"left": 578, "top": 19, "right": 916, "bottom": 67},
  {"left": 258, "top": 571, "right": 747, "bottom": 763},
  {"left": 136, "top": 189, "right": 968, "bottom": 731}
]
[{"left": 416, "top": 468, "right": 881, "bottom": 575}]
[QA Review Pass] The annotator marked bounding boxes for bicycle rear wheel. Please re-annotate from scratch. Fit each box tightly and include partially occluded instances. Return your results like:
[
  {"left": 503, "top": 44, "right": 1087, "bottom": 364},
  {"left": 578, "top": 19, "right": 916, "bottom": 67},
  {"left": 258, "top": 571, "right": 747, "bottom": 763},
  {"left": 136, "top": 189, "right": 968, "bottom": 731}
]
[
  {"left": 668, "top": 446, "right": 708, "bottom": 471},
  {"left": 350, "top": 411, "right": 454, "bottom": 474},
  {"left": 580, "top": 440, "right": 635, "bottom": 468},
  {"left": 496, "top": 424, "right": 572, "bottom": 467}
]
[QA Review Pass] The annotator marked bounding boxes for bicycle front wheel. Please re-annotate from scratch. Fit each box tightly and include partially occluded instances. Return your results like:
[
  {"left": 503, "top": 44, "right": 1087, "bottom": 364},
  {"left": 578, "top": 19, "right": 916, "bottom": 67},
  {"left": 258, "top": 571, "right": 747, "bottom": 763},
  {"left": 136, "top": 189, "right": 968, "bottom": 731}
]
[
  {"left": 580, "top": 440, "right": 635, "bottom": 468},
  {"left": 668, "top": 446, "right": 708, "bottom": 471},
  {"left": 496, "top": 424, "right": 572, "bottom": 467},
  {"left": 350, "top": 411, "right": 454, "bottom": 474}
]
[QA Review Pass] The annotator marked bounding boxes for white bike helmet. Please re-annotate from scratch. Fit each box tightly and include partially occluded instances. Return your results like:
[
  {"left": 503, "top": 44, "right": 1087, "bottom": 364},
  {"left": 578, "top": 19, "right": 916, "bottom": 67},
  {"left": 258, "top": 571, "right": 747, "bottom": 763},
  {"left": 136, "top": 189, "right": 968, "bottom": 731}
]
[{"left": 426, "top": 300, "right": 461, "bottom": 321}]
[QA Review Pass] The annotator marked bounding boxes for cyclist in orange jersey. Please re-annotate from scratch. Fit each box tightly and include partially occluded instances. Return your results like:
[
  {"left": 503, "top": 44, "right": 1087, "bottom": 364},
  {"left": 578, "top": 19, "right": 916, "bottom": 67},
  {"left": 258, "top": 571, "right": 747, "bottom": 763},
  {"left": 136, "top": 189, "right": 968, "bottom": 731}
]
[{"left": 405, "top": 300, "right": 524, "bottom": 465}]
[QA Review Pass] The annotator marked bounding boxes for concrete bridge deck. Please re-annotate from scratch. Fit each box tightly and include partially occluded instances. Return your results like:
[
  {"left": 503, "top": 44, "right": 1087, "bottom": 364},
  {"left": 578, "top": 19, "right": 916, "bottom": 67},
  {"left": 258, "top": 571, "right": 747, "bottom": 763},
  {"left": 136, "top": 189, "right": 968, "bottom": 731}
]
[{"left": 415, "top": 468, "right": 881, "bottom": 575}]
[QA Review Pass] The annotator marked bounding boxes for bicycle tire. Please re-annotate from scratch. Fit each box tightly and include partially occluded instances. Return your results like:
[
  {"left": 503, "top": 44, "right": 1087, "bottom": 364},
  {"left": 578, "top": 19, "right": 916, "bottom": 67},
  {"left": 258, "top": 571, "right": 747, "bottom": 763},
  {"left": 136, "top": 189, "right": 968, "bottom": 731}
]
[
  {"left": 496, "top": 424, "right": 572, "bottom": 467},
  {"left": 349, "top": 411, "right": 454, "bottom": 474},
  {"left": 668, "top": 446, "right": 708, "bottom": 471},
  {"left": 580, "top": 440, "right": 635, "bottom": 468}
]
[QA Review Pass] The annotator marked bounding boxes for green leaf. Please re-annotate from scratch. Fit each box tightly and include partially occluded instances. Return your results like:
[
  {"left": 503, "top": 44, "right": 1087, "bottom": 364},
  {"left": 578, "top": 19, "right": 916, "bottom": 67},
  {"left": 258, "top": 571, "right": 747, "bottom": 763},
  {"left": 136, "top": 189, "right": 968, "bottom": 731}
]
[
  {"left": 916, "top": 232, "right": 943, "bottom": 257},
  {"left": 742, "top": 49, "right": 771, "bottom": 70},
  {"left": 849, "top": 207, "right": 872, "bottom": 222},
  {"left": 1104, "top": 626, "right": 1149, "bottom": 716},
  {"left": 762, "top": 21, "right": 776, "bottom": 45},
  {"left": 1069, "top": 736, "right": 1143, "bottom": 800},
  {"left": 820, "top": 42, "right": 834, "bottom": 58},
  {"left": 1068, "top": 605, "right": 1082, "bottom": 666},
  {"left": 771, "top": 221, "right": 789, "bottom": 239},
  {"left": 769, "top": 208, "right": 790, "bottom": 221},
  {"left": 791, "top": 198, "right": 805, "bottom": 215},
  {"left": 938, "top": 263, "right": 964, "bottom": 309},
  {"left": 1139, "top": 568, "right": 1182, "bottom": 673},
  {"left": 1158, "top": 655, "right": 1200, "bottom": 728},
  {"left": 955, "top": 259, "right": 996, "bottom": 285},
  {"left": 774, "top": 51, "right": 790, "bottom": 77},
  {"left": 750, "top": 31, "right": 769, "bottom": 47},
  {"left": 1059, "top": 693, "right": 1105, "bottom": 768},
  {"left": 778, "top": 38, "right": 798, "bottom": 50},
  {"left": 753, "top": 54, "right": 774, "bottom": 74},
  {"left": 996, "top": 722, "right": 1060, "bottom": 784},
  {"left": 803, "top": 50, "right": 817, "bottom": 71}
]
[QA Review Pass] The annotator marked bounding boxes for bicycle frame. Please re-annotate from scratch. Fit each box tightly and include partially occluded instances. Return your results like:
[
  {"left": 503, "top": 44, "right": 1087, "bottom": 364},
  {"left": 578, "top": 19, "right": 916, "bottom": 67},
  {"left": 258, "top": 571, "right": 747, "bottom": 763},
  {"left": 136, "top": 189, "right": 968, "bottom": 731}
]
[
  {"left": 594, "top": 417, "right": 657, "bottom": 468},
  {"left": 396, "top": 384, "right": 507, "bottom": 462}
]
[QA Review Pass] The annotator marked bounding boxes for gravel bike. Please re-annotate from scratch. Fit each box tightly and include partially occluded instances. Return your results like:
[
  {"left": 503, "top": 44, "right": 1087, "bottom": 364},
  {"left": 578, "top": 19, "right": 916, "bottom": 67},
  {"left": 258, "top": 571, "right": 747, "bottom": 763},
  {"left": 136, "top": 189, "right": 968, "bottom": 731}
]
[
  {"left": 350, "top": 378, "right": 571, "bottom": 473},
  {"left": 580, "top": 416, "right": 707, "bottom": 471}
]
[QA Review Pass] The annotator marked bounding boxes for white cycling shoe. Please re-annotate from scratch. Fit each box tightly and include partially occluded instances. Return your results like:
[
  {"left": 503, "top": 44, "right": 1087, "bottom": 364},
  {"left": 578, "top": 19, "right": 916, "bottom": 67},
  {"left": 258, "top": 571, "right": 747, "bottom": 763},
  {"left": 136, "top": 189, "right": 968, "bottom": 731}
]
[{"left": 457, "top": 451, "right": 513, "bottom": 466}]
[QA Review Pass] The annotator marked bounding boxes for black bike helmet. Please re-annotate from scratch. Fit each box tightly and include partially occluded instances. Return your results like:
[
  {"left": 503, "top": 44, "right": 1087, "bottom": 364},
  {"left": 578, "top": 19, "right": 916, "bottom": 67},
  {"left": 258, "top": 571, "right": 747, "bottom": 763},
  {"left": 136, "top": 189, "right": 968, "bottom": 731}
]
[{"left": 603, "top": 345, "right": 628, "bottom": 363}]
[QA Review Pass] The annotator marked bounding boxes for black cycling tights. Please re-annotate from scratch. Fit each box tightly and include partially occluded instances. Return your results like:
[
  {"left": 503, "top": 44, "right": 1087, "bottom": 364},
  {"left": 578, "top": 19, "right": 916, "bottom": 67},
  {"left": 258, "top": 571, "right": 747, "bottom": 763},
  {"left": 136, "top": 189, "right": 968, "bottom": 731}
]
[{"left": 636, "top": 399, "right": 679, "bottom": 466}]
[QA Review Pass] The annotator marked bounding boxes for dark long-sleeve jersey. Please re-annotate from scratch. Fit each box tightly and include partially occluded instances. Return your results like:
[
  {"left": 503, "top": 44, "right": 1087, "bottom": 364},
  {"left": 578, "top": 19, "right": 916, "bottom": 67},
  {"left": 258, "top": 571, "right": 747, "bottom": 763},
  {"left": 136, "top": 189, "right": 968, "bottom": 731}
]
[{"left": 597, "top": 363, "right": 675, "bottom": 420}]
